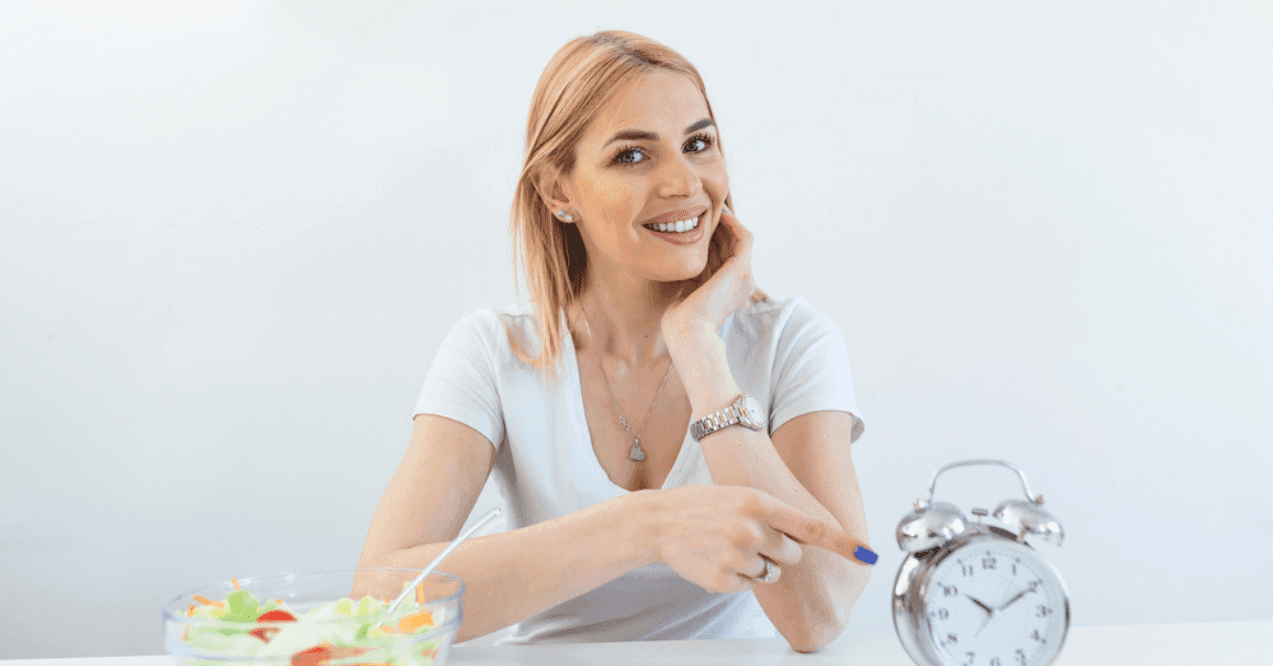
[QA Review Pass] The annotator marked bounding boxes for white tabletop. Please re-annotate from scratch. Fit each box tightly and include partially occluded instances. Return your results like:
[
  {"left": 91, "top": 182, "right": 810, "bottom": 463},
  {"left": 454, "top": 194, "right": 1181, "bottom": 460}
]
[{"left": 4, "top": 621, "right": 1270, "bottom": 666}]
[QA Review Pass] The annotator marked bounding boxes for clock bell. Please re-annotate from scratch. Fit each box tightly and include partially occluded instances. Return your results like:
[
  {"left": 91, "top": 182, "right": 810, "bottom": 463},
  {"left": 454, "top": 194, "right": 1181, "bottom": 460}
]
[{"left": 896, "top": 459, "right": 1066, "bottom": 550}]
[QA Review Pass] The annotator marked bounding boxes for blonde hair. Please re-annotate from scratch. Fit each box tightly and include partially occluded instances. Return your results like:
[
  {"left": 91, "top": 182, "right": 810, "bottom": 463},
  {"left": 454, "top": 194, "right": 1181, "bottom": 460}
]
[{"left": 508, "top": 30, "right": 767, "bottom": 378}]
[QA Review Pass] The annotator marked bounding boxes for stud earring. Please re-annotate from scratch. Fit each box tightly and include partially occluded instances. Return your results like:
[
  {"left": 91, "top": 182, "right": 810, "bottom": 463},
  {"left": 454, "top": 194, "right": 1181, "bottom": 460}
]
[{"left": 555, "top": 210, "right": 574, "bottom": 223}]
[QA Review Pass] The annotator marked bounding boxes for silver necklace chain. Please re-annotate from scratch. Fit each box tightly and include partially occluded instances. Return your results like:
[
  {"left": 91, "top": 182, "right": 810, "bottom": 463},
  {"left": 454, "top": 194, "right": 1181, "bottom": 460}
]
[{"left": 581, "top": 305, "right": 672, "bottom": 462}]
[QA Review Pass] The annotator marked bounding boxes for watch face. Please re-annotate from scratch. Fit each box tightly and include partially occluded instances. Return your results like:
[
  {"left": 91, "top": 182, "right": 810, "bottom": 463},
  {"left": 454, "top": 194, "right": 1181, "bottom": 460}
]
[
  {"left": 921, "top": 535, "right": 1069, "bottom": 666},
  {"left": 741, "top": 395, "right": 766, "bottom": 428}
]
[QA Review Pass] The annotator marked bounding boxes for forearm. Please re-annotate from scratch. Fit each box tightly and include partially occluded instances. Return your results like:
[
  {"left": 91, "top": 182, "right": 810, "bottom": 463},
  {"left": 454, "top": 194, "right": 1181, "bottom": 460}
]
[
  {"left": 360, "top": 491, "right": 659, "bottom": 643},
  {"left": 668, "top": 330, "right": 870, "bottom": 651}
]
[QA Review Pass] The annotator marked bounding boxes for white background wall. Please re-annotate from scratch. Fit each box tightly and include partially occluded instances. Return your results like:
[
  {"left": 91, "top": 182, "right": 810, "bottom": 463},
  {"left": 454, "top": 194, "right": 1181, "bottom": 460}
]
[{"left": 2, "top": 0, "right": 1270, "bottom": 658}]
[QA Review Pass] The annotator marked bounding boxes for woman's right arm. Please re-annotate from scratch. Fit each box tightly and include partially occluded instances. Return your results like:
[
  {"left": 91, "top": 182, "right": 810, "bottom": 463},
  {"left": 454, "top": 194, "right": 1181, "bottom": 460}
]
[
  {"left": 356, "top": 414, "right": 660, "bottom": 644},
  {"left": 357, "top": 414, "right": 869, "bottom": 644}
]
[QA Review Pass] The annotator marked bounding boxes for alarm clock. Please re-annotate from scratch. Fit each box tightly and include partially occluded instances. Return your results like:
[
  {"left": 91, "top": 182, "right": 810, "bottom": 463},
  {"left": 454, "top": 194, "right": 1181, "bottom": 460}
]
[{"left": 893, "top": 459, "right": 1071, "bottom": 666}]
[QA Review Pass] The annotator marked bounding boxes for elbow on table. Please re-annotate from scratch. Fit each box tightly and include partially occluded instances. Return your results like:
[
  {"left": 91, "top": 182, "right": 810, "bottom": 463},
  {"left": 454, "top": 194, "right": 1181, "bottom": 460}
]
[
  {"left": 779, "top": 597, "right": 852, "bottom": 653},
  {"left": 785, "top": 572, "right": 871, "bottom": 653},
  {"left": 786, "top": 615, "right": 847, "bottom": 654}
]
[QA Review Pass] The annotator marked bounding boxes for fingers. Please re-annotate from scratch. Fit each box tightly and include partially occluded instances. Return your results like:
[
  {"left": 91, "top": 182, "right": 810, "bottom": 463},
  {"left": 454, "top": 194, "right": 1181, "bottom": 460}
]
[
  {"left": 718, "top": 206, "right": 754, "bottom": 245},
  {"left": 719, "top": 212, "right": 753, "bottom": 271},
  {"left": 764, "top": 532, "right": 803, "bottom": 568},
  {"left": 712, "top": 209, "right": 754, "bottom": 292},
  {"left": 740, "top": 555, "right": 782, "bottom": 586},
  {"left": 762, "top": 498, "right": 878, "bottom": 566}
]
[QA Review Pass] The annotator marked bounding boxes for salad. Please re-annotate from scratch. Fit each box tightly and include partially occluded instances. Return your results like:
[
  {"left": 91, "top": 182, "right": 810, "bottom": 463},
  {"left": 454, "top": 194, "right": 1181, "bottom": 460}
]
[{"left": 175, "top": 578, "right": 447, "bottom": 666}]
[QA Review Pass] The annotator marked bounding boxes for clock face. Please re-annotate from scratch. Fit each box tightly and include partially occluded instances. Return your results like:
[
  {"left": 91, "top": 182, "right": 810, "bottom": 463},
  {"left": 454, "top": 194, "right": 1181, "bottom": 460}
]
[{"left": 922, "top": 537, "right": 1069, "bottom": 666}]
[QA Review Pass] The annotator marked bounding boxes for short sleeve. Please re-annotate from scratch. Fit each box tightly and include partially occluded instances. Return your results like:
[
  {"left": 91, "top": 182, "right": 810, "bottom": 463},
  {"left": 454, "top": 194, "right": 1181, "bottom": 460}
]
[
  {"left": 413, "top": 312, "right": 505, "bottom": 451},
  {"left": 768, "top": 301, "right": 866, "bottom": 444}
]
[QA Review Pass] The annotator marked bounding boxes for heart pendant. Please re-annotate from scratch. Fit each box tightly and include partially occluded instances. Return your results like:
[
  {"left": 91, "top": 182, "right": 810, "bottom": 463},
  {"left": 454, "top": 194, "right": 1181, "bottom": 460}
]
[{"left": 628, "top": 441, "right": 646, "bottom": 462}]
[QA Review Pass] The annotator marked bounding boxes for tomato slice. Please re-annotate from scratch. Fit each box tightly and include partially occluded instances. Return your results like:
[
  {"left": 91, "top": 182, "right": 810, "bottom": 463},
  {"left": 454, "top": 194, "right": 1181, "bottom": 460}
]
[
  {"left": 249, "top": 610, "right": 297, "bottom": 642},
  {"left": 290, "top": 644, "right": 372, "bottom": 666},
  {"left": 291, "top": 645, "right": 330, "bottom": 666},
  {"left": 249, "top": 627, "right": 280, "bottom": 642}
]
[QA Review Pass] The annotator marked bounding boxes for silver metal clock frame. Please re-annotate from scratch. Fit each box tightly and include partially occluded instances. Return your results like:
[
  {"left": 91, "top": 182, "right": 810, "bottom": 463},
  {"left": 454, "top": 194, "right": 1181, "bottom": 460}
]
[
  {"left": 892, "top": 523, "right": 1072, "bottom": 666},
  {"left": 892, "top": 459, "right": 1071, "bottom": 666}
]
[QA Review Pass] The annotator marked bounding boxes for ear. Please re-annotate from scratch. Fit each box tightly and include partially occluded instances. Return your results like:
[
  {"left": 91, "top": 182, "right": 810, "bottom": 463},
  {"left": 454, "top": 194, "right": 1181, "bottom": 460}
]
[{"left": 534, "top": 166, "right": 575, "bottom": 222}]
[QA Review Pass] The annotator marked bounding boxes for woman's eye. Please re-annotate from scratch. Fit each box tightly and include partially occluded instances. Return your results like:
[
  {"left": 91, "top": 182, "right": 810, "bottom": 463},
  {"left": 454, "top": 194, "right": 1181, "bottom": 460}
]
[
  {"left": 615, "top": 147, "right": 647, "bottom": 165},
  {"left": 685, "top": 134, "right": 714, "bottom": 153}
]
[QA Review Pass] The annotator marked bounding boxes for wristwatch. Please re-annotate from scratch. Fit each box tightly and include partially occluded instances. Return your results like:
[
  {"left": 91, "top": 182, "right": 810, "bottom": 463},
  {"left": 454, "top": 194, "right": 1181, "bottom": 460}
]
[{"left": 690, "top": 393, "right": 767, "bottom": 442}]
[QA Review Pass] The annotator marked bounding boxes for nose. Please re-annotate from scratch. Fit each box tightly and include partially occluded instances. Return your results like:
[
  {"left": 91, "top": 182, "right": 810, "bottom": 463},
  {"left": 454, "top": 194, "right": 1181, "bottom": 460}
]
[{"left": 656, "top": 152, "right": 702, "bottom": 199}]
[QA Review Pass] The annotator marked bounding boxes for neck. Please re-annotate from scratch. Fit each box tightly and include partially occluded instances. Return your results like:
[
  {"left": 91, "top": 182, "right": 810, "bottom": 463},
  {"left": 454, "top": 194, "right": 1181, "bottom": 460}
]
[{"left": 572, "top": 270, "right": 684, "bottom": 371}]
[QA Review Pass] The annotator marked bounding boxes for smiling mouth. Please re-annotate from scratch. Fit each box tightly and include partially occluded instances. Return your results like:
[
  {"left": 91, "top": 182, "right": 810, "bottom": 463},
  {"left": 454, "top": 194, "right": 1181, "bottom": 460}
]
[{"left": 642, "top": 215, "right": 702, "bottom": 234}]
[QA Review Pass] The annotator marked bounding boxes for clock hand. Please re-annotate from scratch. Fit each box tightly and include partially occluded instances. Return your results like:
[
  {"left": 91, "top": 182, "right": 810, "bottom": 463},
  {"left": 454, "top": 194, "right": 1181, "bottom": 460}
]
[
  {"left": 995, "top": 587, "right": 1035, "bottom": 612},
  {"left": 965, "top": 594, "right": 995, "bottom": 616},
  {"left": 974, "top": 615, "right": 992, "bottom": 638},
  {"left": 966, "top": 594, "right": 998, "bottom": 638}
]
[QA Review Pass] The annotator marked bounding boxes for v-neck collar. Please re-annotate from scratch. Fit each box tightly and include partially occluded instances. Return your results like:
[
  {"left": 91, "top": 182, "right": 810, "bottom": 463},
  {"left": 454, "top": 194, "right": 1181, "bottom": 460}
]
[{"left": 562, "top": 317, "right": 692, "bottom": 494}]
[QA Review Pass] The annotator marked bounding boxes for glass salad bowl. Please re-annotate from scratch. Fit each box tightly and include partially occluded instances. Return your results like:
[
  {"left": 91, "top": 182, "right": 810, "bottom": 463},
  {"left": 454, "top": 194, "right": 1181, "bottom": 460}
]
[{"left": 163, "top": 567, "right": 463, "bottom": 666}]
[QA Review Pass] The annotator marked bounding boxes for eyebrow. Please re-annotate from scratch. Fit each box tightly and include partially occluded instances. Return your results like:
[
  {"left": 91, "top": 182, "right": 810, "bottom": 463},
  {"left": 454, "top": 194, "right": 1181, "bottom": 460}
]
[{"left": 603, "top": 118, "right": 715, "bottom": 147}]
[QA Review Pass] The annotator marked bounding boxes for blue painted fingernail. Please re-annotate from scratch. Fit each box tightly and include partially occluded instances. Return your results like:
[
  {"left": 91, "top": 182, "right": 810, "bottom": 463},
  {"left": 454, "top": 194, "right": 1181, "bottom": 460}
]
[{"left": 854, "top": 546, "right": 878, "bottom": 565}]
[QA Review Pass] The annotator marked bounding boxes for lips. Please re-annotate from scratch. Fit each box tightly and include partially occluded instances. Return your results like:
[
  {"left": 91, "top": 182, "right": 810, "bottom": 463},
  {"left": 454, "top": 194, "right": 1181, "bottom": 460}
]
[{"left": 642, "top": 206, "right": 709, "bottom": 226}]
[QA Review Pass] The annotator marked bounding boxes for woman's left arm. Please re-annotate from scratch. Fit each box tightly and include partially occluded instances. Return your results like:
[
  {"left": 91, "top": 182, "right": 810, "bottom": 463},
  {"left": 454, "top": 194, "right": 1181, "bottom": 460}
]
[
  {"left": 666, "top": 334, "right": 871, "bottom": 653},
  {"left": 661, "top": 209, "right": 871, "bottom": 652}
]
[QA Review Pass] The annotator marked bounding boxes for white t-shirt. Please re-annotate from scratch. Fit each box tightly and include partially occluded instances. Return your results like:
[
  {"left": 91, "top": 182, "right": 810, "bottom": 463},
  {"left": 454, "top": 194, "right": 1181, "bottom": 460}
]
[{"left": 413, "top": 296, "right": 865, "bottom": 644}]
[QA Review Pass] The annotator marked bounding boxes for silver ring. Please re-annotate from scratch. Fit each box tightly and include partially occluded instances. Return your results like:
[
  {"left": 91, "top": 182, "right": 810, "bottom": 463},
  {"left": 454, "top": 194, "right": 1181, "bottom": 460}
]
[{"left": 751, "top": 557, "right": 779, "bottom": 584}]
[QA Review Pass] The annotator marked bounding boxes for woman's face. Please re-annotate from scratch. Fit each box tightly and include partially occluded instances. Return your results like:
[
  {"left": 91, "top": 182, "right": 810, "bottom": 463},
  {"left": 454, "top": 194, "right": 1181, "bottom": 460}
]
[{"left": 555, "top": 69, "right": 729, "bottom": 286}]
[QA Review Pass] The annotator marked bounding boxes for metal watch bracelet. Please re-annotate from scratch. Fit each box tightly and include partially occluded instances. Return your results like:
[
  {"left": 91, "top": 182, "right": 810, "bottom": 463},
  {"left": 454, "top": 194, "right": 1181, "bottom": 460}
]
[
  {"left": 690, "top": 394, "right": 765, "bottom": 442},
  {"left": 690, "top": 405, "right": 740, "bottom": 441}
]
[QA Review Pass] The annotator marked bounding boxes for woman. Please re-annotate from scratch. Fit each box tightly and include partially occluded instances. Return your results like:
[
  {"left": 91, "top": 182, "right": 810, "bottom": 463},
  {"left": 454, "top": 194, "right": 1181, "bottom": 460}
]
[{"left": 357, "top": 30, "right": 876, "bottom": 653}]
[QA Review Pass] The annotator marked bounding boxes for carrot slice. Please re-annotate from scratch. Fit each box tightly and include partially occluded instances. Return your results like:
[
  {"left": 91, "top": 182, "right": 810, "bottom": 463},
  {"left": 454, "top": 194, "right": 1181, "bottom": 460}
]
[
  {"left": 231, "top": 578, "right": 241, "bottom": 590},
  {"left": 193, "top": 595, "right": 225, "bottom": 607},
  {"left": 398, "top": 610, "right": 433, "bottom": 633},
  {"left": 415, "top": 583, "right": 423, "bottom": 605},
  {"left": 182, "top": 605, "right": 194, "bottom": 642}
]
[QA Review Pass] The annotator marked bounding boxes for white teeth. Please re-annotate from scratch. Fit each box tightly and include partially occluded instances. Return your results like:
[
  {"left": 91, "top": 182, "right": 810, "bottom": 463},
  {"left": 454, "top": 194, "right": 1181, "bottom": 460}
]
[{"left": 649, "top": 215, "right": 700, "bottom": 233}]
